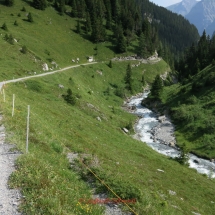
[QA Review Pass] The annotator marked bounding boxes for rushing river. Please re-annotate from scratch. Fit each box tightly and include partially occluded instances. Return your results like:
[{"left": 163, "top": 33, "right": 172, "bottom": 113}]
[{"left": 128, "top": 92, "right": 215, "bottom": 178}]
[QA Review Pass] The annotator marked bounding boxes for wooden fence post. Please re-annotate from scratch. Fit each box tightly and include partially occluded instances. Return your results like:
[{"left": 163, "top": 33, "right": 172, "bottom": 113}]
[
  {"left": 26, "top": 105, "right": 30, "bottom": 153},
  {"left": 12, "top": 94, "right": 15, "bottom": 117},
  {"left": 3, "top": 89, "right": 5, "bottom": 102}
]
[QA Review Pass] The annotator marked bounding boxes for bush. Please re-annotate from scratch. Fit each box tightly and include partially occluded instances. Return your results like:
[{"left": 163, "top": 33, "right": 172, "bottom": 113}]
[
  {"left": 114, "top": 87, "right": 124, "bottom": 98},
  {"left": 5, "top": 0, "right": 14, "bottom": 7},
  {"left": 14, "top": 20, "right": 18, "bottom": 26},
  {"left": 26, "top": 80, "right": 43, "bottom": 92},
  {"left": 7, "top": 34, "right": 14, "bottom": 45},
  {"left": 2, "top": 23, "right": 8, "bottom": 31},
  {"left": 62, "top": 88, "right": 76, "bottom": 105},
  {"left": 21, "top": 45, "right": 28, "bottom": 54},
  {"left": 175, "top": 143, "right": 189, "bottom": 165},
  {"left": 21, "top": 6, "right": 26, "bottom": 12},
  {"left": 27, "top": 13, "right": 33, "bottom": 22}
]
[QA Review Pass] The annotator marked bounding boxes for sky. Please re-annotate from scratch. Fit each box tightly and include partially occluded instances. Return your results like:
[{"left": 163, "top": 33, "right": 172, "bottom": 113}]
[{"left": 149, "top": 0, "right": 182, "bottom": 7}]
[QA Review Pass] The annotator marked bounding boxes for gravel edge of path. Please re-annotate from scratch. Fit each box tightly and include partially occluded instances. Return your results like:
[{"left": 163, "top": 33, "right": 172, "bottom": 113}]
[{"left": 0, "top": 116, "right": 22, "bottom": 215}]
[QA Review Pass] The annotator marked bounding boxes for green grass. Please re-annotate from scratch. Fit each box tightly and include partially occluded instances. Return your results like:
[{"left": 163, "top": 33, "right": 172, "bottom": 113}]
[
  {"left": 0, "top": 1, "right": 117, "bottom": 81},
  {"left": 161, "top": 64, "right": 215, "bottom": 158},
  {"left": 1, "top": 61, "right": 214, "bottom": 215},
  {"left": 0, "top": 2, "right": 214, "bottom": 215}
]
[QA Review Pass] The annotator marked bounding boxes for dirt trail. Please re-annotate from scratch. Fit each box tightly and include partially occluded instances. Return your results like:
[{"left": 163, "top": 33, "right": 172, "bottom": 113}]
[
  {"left": 0, "top": 116, "right": 21, "bottom": 215},
  {"left": 0, "top": 62, "right": 97, "bottom": 89},
  {"left": 0, "top": 62, "right": 97, "bottom": 215}
]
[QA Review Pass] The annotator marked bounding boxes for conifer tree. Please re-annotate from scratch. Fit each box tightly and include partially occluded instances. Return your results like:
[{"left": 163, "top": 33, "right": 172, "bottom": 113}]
[
  {"left": 14, "top": 20, "right": 18, "bottom": 26},
  {"left": 85, "top": 12, "right": 92, "bottom": 33},
  {"left": 21, "top": 45, "right": 28, "bottom": 54},
  {"left": 142, "top": 74, "right": 145, "bottom": 86},
  {"left": 105, "top": 0, "right": 112, "bottom": 29},
  {"left": 113, "top": 0, "right": 120, "bottom": 23},
  {"left": 150, "top": 75, "right": 163, "bottom": 100},
  {"left": 32, "top": 0, "right": 47, "bottom": 10},
  {"left": 63, "top": 88, "right": 76, "bottom": 105},
  {"left": 125, "top": 63, "right": 132, "bottom": 92},
  {"left": 76, "top": 20, "right": 81, "bottom": 34},
  {"left": 8, "top": 34, "right": 14, "bottom": 45},
  {"left": 59, "top": 0, "right": 65, "bottom": 15},
  {"left": 5, "top": 0, "right": 14, "bottom": 6},
  {"left": 117, "top": 33, "right": 127, "bottom": 53},
  {"left": 91, "top": 17, "right": 106, "bottom": 42},
  {"left": 194, "top": 58, "right": 200, "bottom": 75},
  {"left": 108, "top": 60, "right": 112, "bottom": 68},
  {"left": 71, "top": 0, "right": 77, "bottom": 17},
  {"left": 27, "top": 12, "right": 33, "bottom": 22},
  {"left": 138, "top": 33, "right": 147, "bottom": 58},
  {"left": 21, "top": 6, "right": 26, "bottom": 11},
  {"left": 2, "top": 23, "right": 8, "bottom": 31}
]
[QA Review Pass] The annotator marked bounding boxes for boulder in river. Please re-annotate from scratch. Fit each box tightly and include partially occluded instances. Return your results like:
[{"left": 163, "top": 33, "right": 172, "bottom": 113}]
[
  {"left": 158, "top": 116, "right": 166, "bottom": 123},
  {"left": 193, "top": 159, "right": 199, "bottom": 164}
]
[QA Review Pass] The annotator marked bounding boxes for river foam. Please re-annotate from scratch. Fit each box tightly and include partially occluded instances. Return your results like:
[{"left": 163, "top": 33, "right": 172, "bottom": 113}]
[{"left": 127, "top": 92, "right": 215, "bottom": 178}]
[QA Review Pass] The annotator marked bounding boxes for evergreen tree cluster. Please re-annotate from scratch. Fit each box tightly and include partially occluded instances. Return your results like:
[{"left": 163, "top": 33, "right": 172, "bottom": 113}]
[
  {"left": 30, "top": 0, "right": 200, "bottom": 66},
  {"left": 176, "top": 30, "right": 215, "bottom": 81},
  {"left": 150, "top": 74, "right": 163, "bottom": 100},
  {"left": 4, "top": 0, "right": 14, "bottom": 7},
  {"left": 136, "top": 0, "right": 200, "bottom": 65}
]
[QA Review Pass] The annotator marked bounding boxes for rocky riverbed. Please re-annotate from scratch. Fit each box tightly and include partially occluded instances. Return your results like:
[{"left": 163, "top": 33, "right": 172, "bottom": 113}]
[{"left": 124, "top": 91, "right": 215, "bottom": 178}]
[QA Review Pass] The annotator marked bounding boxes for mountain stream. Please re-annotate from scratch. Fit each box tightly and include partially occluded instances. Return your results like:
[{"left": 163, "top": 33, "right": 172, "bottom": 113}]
[{"left": 127, "top": 91, "right": 215, "bottom": 178}]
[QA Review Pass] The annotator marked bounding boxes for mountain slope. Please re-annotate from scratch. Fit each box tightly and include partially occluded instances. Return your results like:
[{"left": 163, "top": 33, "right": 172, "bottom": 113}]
[
  {"left": 186, "top": 0, "right": 215, "bottom": 36},
  {"left": 162, "top": 64, "right": 215, "bottom": 158},
  {"left": 136, "top": 0, "right": 200, "bottom": 55},
  {"left": 167, "top": 0, "right": 198, "bottom": 16}
]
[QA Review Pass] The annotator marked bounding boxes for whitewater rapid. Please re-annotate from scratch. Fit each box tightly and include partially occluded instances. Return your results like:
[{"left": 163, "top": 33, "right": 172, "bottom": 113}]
[{"left": 128, "top": 92, "right": 215, "bottom": 178}]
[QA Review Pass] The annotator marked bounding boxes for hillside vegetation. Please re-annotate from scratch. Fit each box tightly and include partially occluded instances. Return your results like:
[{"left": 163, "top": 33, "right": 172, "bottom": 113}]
[
  {"left": 158, "top": 31, "right": 215, "bottom": 159},
  {"left": 162, "top": 63, "right": 215, "bottom": 159},
  {"left": 0, "top": 1, "right": 214, "bottom": 215},
  {"left": 2, "top": 61, "right": 215, "bottom": 215},
  {"left": 0, "top": 1, "right": 115, "bottom": 80}
]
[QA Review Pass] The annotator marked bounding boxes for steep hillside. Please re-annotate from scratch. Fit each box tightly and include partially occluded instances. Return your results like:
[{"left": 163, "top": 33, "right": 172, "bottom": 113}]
[
  {"left": 0, "top": 1, "right": 115, "bottom": 80},
  {"left": 136, "top": 0, "right": 199, "bottom": 55},
  {"left": 2, "top": 61, "right": 215, "bottom": 215},
  {"left": 162, "top": 63, "right": 215, "bottom": 159},
  {"left": 0, "top": 1, "right": 214, "bottom": 215}
]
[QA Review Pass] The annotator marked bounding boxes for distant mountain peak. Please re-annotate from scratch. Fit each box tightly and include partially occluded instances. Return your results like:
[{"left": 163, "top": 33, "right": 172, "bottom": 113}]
[
  {"left": 167, "top": 0, "right": 199, "bottom": 16},
  {"left": 186, "top": 0, "right": 215, "bottom": 36}
]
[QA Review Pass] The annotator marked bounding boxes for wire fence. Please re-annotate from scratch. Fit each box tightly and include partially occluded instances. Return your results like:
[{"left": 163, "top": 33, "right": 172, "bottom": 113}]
[{"left": 1, "top": 87, "right": 139, "bottom": 215}]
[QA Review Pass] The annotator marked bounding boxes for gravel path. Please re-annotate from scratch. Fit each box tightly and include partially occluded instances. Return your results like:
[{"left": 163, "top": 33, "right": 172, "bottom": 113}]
[
  {"left": 0, "top": 116, "right": 21, "bottom": 215},
  {"left": 0, "top": 62, "right": 97, "bottom": 215}
]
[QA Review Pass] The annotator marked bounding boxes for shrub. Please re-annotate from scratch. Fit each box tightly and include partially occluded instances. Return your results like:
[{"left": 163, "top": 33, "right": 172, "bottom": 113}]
[
  {"left": 21, "top": 45, "right": 28, "bottom": 54},
  {"left": 27, "top": 12, "right": 33, "bottom": 22},
  {"left": 108, "top": 60, "right": 112, "bottom": 68},
  {"left": 2, "top": 23, "right": 8, "bottom": 31},
  {"left": 21, "top": 6, "right": 26, "bottom": 12},
  {"left": 114, "top": 87, "right": 124, "bottom": 98},
  {"left": 175, "top": 143, "right": 189, "bottom": 165},
  {"left": 62, "top": 88, "right": 76, "bottom": 105},
  {"left": 14, "top": 20, "right": 18, "bottom": 26}
]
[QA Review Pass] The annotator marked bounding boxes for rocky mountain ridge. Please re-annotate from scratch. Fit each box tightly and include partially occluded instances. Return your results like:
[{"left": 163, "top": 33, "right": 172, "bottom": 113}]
[
  {"left": 167, "top": 0, "right": 198, "bottom": 16},
  {"left": 167, "top": 0, "right": 215, "bottom": 36}
]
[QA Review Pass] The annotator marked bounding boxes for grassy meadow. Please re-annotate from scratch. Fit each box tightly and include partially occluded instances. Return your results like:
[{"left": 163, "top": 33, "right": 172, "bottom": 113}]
[
  {"left": 0, "top": 0, "right": 118, "bottom": 81},
  {"left": 0, "top": 61, "right": 214, "bottom": 215},
  {"left": 0, "top": 1, "right": 214, "bottom": 215},
  {"left": 161, "top": 64, "right": 215, "bottom": 159}
]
